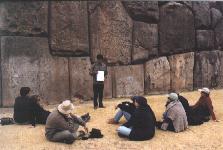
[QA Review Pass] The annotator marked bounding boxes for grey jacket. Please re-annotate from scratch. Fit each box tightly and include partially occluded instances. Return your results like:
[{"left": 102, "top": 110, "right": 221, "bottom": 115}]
[
  {"left": 45, "top": 110, "right": 85, "bottom": 139},
  {"left": 90, "top": 61, "right": 108, "bottom": 84}
]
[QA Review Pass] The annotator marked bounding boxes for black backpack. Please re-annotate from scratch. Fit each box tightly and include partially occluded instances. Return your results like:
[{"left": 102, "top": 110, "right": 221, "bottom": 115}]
[{"left": 0, "top": 117, "right": 14, "bottom": 126}]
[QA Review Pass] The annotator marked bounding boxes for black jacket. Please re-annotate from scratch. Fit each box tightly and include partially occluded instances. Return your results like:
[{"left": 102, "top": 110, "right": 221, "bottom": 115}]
[
  {"left": 123, "top": 105, "right": 156, "bottom": 141},
  {"left": 13, "top": 96, "right": 35, "bottom": 125},
  {"left": 13, "top": 96, "right": 50, "bottom": 126},
  {"left": 117, "top": 101, "right": 136, "bottom": 115}
]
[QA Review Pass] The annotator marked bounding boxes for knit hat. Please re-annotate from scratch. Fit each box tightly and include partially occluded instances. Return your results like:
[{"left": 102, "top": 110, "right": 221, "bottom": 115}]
[
  {"left": 58, "top": 100, "right": 74, "bottom": 115},
  {"left": 198, "top": 87, "right": 210, "bottom": 94},
  {"left": 168, "top": 93, "right": 178, "bottom": 101}
]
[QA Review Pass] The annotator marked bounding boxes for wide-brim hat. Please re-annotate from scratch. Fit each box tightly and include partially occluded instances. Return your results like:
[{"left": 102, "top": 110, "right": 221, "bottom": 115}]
[
  {"left": 198, "top": 87, "right": 210, "bottom": 94},
  {"left": 58, "top": 100, "right": 74, "bottom": 115}
]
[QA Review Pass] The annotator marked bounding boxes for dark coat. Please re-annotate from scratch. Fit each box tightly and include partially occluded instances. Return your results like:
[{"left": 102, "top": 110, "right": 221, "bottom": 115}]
[
  {"left": 123, "top": 105, "right": 156, "bottom": 141},
  {"left": 117, "top": 101, "right": 136, "bottom": 115},
  {"left": 13, "top": 96, "right": 50, "bottom": 126}
]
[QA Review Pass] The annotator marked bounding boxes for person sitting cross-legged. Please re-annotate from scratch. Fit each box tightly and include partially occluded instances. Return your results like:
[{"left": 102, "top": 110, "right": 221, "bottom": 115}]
[
  {"left": 107, "top": 96, "right": 137, "bottom": 124},
  {"left": 45, "top": 100, "right": 89, "bottom": 144},
  {"left": 156, "top": 93, "right": 188, "bottom": 132},
  {"left": 117, "top": 96, "right": 156, "bottom": 141}
]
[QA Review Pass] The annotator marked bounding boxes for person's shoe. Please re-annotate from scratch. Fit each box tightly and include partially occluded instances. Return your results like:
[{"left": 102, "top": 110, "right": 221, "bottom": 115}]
[
  {"left": 99, "top": 105, "right": 105, "bottom": 108},
  {"left": 107, "top": 118, "right": 118, "bottom": 124},
  {"left": 94, "top": 106, "right": 98, "bottom": 110}
]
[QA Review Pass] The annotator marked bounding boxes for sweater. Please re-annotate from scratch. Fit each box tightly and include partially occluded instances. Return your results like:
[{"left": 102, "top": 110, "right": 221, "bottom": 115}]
[{"left": 89, "top": 61, "right": 108, "bottom": 84}]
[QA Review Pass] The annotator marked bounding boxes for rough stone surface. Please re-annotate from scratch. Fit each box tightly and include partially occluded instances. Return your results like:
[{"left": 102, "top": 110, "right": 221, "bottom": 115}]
[
  {"left": 194, "top": 50, "right": 223, "bottom": 89},
  {"left": 103, "top": 67, "right": 113, "bottom": 99},
  {"left": 159, "top": 2, "right": 195, "bottom": 55},
  {"left": 39, "top": 51, "right": 69, "bottom": 105},
  {"left": 210, "top": 8, "right": 222, "bottom": 28},
  {"left": 145, "top": 57, "right": 171, "bottom": 94},
  {"left": 196, "top": 30, "right": 215, "bottom": 51},
  {"left": 193, "top": 2, "right": 211, "bottom": 29},
  {"left": 1, "top": 36, "right": 69, "bottom": 106},
  {"left": 122, "top": 1, "right": 159, "bottom": 23},
  {"left": 50, "top": 1, "right": 89, "bottom": 56},
  {"left": 113, "top": 65, "right": 144, "bottom": 97},
  {"left": 132, "top": 22, "right": 158, "bottom": 63},
  {"left": 69, "top": 57, "right": 93, "bottom": 100},
  {"left": 89, "top": 1, "right": 132, "bottom": 65},
  {"left": 168, "top": 52, "right": 194, "bottom": 92},
  {"left": 215, "top": 19, "right": 223, "bottom": 50},
  {"left": 0, "top": 1, "right": 48, "bottom": 35}
]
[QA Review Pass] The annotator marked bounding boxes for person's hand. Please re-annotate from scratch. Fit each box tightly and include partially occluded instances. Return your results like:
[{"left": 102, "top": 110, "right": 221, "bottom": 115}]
[
  {"left": 84, "top": 126, "right": 88, "bottom": 133},
  {"left": 115, "top": 105, "right": 118, "bottom": 110},
  {"left": 213, "top": 119, "right": 220, "bottom": 122}
]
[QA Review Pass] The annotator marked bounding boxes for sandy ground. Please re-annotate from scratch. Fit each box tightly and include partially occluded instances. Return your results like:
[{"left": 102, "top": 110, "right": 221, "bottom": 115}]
[{"left": 0, "top": 89, "right": 223, "bottom": 150}]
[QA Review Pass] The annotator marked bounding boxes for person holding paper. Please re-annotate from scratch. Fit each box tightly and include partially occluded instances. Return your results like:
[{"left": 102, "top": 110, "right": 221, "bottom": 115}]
[{"left": 89, "top": 54, "right": 108, "bottom": 109}]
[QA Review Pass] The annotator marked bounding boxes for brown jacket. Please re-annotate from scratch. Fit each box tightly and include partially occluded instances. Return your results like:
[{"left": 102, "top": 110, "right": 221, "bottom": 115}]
[
  {"left": 45, "top": 110, "right": 85, "bottom": 139},
  {"left": 192, "top": 96, "right": 216, "bottom": 120}
]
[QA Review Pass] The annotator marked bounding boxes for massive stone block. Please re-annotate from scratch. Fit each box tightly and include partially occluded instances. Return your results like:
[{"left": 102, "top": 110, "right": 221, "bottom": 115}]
[
  {"left": 196, "top": 30, "right": 215, "bottom": 51},
  {"left": 113, "top": 65, "right": 144, "bottom": 97},
  {"left": 194, "top": 50, "right": 223, "bottom": 89},
  {"left": 215, "top": 19, "right": 223, "bottom": 50},
  {"left": 145, "top": 57, "right": 171, "bottom": 94},
  {"left": 193, "top": 2, "right": 211, "bottom": 29},
  {"left": 122, "top": 1, "right": 159, "bottom": 23},
  {"left": 69, "top": 57, "right": 93, "bottom": 100},
  {"left": 103, "top": 67, "right": 113, "bottom": 99},
  {"left": 168, "top": 52, "right": 194, "bottom": 91},
  {"left": 210, "top": 8, "right": 222, "bottom": 28},
  {"left": 50, "top": 1, "right": 89, "bottom": 56},
  {"left": 0, "top": 1, "right": 48, "bottom": 35},
  {"left": 1, "top": 36, "right": 69, "bottom": 106},
  {"left": 132, "top": 22, "right": 158, "bottom": 63},
  {"left": 89, "top": 1, "right": 132, "bottom": 65},
  {"left": 159, "top": 2, "right": 195, "bottom": 55},
  {"left": 39, "top": 51, "right": 69, "bottom": 105}
]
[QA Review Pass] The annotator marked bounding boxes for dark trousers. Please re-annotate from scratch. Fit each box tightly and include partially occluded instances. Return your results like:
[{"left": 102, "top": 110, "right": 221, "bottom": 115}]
[{"left": 93, "top": 83, "right": 104, "bottom": 107}]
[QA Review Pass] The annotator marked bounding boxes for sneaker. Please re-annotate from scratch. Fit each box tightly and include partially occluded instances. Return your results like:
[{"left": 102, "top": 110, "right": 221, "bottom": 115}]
[
  {"left": 107, "top": 118, "right": 118, "bottom": 124},
  {"left": 99, "top": 105, "right": 105, "bottom": 108}
]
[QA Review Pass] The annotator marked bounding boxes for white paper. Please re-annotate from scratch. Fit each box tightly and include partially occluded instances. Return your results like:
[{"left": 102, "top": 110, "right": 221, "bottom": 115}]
[{"left": 96, "top": 71, "right": 104, "bottom": 81}]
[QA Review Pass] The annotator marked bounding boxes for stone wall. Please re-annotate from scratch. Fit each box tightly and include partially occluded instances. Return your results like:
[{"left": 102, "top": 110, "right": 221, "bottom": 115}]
[{"left": 0, "top": 1, "right": 223, "bottom": 106}]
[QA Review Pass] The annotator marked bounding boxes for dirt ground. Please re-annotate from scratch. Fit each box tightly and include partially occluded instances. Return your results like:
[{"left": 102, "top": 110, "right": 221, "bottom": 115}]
[{"left": 0, "top": 89, "right": 223, "bottom": 150}]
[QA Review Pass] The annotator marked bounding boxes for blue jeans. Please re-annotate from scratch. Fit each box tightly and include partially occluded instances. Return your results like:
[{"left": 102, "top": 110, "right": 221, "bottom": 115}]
[
  {"left": 114, "top": 109, "right": 131, "bottom": 123},
  {"left": 117, "top": 126, "right": 132, "bottom": 137}
]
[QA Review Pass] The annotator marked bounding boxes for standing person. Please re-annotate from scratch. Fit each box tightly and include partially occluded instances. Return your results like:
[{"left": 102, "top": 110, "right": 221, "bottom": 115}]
[
  {"left": 89, "top": 54, "right": 108, "bottom": 109},
  {"left": 156, "top": 93, "right": 188, "bottom": 132},
  {"left": 117, "top": 96, "right": 156, "bottom": 141},
  {"left": 190, "top": 87, "right": 218, "bottom": 122},
  {"left": 45, "top": 100, "right": 89, "bottom": 144}
]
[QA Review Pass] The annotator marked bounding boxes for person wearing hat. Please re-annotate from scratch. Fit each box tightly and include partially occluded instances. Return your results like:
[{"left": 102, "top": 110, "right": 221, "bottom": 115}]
[
  {"left": 45, "top": 100, "right": 89, "bottom": 144},
  {"left": 117, "top": 96, "right": 156, "bottom": 141},
  {"left": 156, "top": 93, "right": 188, "bottom": 132},
  {"left": 89, "top": 54, "right": 108, "bottom": 109},
  {"left": 190, "top": 87, "right": 218, "bottom": 122},
  {"left": 107, "top": 96, "right": 136, "bottom": 124}
]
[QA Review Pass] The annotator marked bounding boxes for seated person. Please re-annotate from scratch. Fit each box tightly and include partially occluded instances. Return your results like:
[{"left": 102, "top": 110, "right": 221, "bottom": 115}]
[
  {"left": 156, "top": 93, "right": 188, "bottom": 132},
  {"left": 107, "top": 96, "right": 136, "bottom": 124},
  {"left": 45, "top": 100, "right": 88, "bottom": 144},
  {"left": 117, "top": 96, "right": 156, "bottom": 141},
  {"left": 29, "top": 95, "right": 51, "bottom": 124},
  {"left": 13, "top": 87, "right": 36, "bottom": 126},
  {"left": 190, "top": 87, "right": 218, "bottom": 122}
]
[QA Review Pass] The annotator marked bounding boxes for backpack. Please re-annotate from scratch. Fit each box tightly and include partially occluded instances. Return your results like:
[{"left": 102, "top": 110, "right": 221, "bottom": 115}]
[{"left": 0, "top": 117, "right": 15, "bottom": 126}]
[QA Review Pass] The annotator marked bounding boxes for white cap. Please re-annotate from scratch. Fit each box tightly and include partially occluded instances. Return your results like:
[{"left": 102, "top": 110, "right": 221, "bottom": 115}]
[
  {"left": 168, "top": 93, "right": 178, "bottom": 101},
  {"left": 198, "top": 87, "right": 210, "bottom": 94}
]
